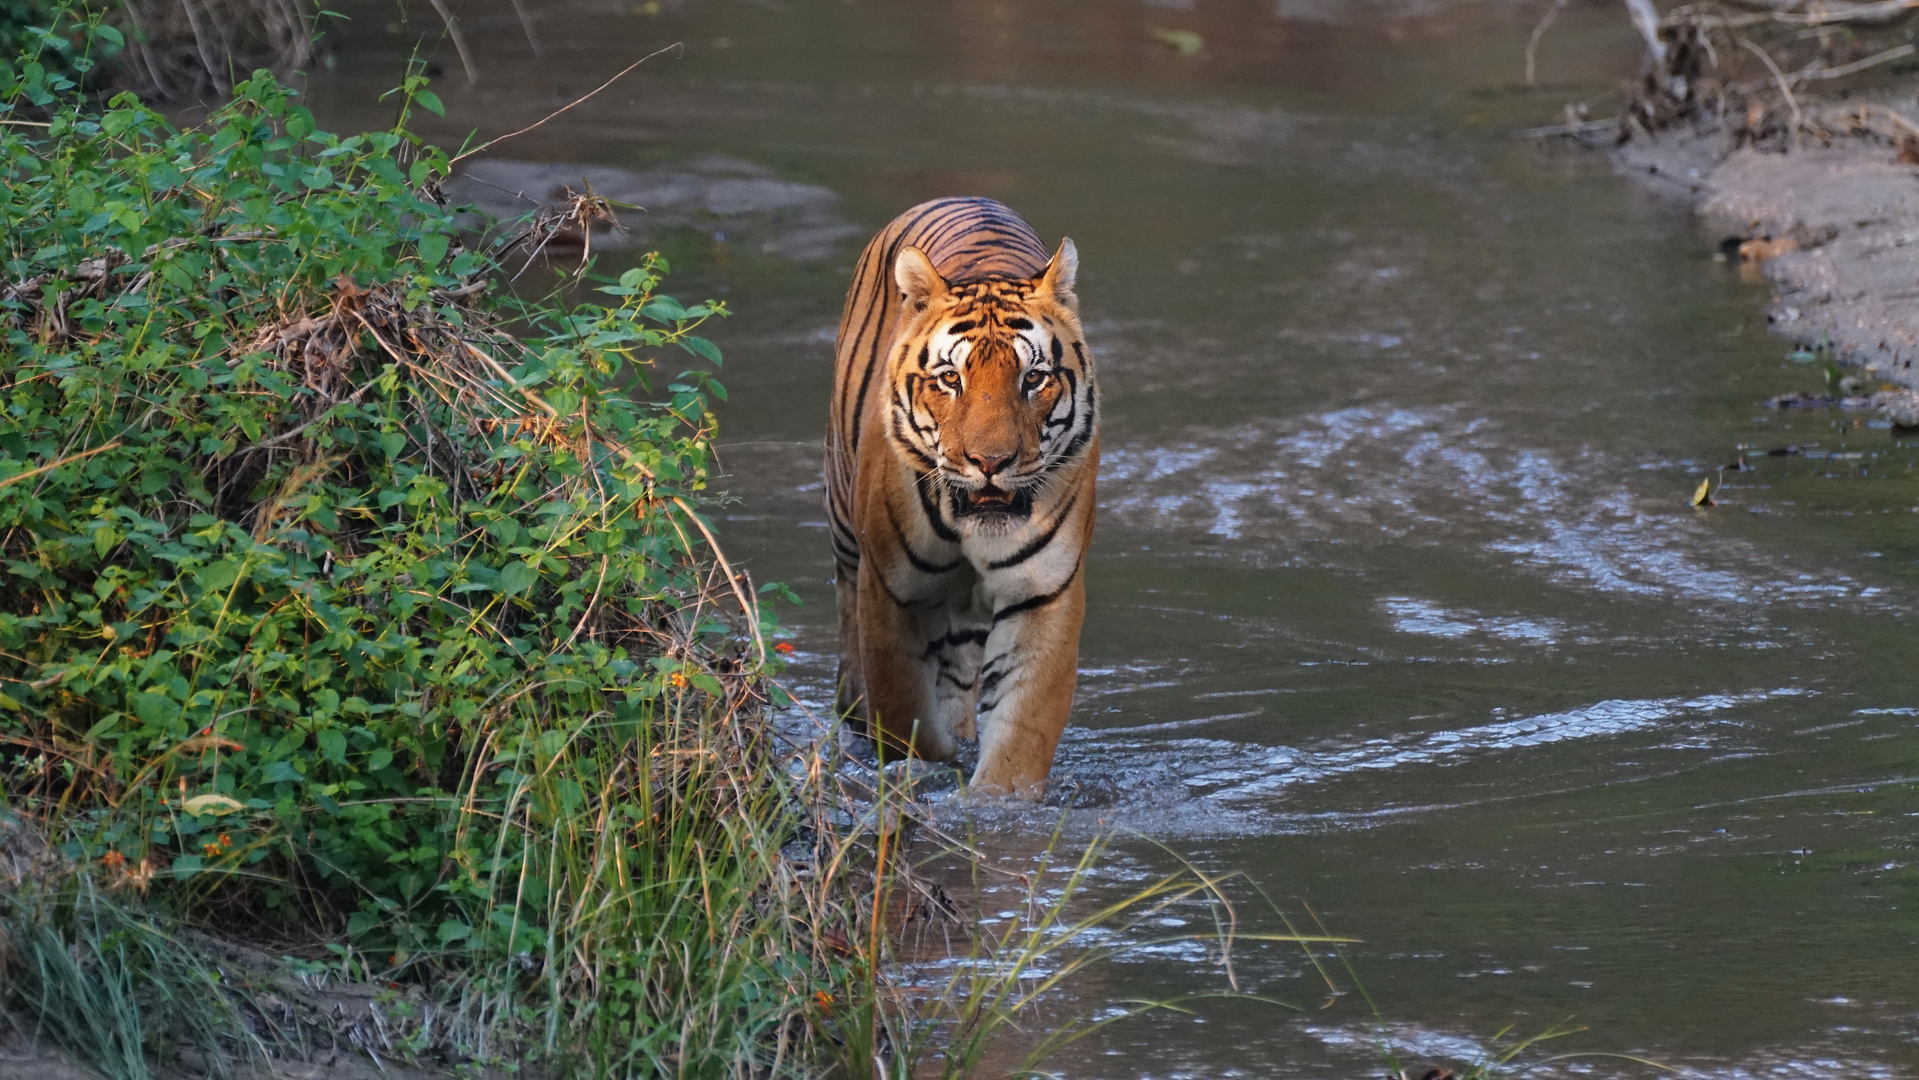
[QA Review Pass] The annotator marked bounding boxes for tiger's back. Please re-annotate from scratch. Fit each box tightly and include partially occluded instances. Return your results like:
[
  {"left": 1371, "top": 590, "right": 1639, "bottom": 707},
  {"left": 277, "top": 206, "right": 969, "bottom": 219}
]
[{"left": 826, "top": 197, "right": 1099, "bottom": 797}]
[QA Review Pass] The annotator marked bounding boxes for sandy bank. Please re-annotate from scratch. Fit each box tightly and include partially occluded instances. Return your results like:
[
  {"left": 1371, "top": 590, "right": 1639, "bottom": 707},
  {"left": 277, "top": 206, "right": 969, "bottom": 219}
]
[{"left": 1612, "top": 105, "right": 1919, "bottom": 422}]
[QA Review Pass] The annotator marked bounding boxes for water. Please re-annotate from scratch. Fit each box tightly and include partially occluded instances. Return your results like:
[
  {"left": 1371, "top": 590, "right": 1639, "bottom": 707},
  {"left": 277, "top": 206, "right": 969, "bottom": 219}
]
[{"left": 310, "top": 2, "right": 1919, "bottom": 1074}]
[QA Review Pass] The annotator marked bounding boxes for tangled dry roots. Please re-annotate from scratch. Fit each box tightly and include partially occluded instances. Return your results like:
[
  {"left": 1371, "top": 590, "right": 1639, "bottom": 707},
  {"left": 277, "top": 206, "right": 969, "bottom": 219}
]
[{"left": 112, "top": 0, "right": 318, "bottom": 101}]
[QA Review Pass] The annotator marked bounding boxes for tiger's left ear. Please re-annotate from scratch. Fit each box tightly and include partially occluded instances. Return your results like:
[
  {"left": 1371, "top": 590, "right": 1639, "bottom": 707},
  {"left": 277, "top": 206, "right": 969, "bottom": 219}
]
[{"left": 1036, "top": 238, "right": 1078, "bottom": 310}]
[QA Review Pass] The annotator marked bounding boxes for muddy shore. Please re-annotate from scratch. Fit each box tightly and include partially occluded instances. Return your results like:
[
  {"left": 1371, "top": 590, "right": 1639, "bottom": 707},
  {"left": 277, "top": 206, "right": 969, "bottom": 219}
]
[{"left": 1610, "top": 95, "right": 1919, "bottom": 420}]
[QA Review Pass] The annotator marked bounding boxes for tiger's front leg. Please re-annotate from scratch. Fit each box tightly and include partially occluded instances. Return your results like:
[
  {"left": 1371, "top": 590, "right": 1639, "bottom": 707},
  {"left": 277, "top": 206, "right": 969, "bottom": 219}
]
[
  {"left": 970, "top": 572, "right": 1086, "bottom": 797},
  {"left": 855, "top": 556, "right": 960, "bottom": 763}
]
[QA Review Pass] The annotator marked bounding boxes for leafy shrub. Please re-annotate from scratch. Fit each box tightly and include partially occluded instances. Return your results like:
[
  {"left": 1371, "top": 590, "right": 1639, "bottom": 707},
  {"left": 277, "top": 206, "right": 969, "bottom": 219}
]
[
  {"left": 0, "top": 1, "right": 122, "bottom": 94},
  {"left": 0, "top": 27, "right": 764, "bottom": 961}
]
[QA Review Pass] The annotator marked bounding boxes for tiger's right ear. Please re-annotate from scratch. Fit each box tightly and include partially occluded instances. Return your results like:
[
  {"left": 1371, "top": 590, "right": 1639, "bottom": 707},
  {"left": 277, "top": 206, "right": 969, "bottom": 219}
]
[{"left": 894, "top": 246, "right": 947, "bottom": 313}]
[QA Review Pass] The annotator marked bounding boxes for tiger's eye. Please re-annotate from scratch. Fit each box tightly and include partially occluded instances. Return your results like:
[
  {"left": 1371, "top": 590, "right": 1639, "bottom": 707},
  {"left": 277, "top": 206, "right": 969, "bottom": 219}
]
[
  {"left": 1023, "top": 370, "right": 1049, "bottom": 390},
  {"left": 940, "top": 370, "right": 962, "bottom": 388}
]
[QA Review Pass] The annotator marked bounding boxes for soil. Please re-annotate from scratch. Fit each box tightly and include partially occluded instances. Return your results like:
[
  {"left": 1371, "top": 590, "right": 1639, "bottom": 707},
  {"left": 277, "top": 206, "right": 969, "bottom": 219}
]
[{"left": 1609, "top": 96, "right": 1919, "bottom": 422}]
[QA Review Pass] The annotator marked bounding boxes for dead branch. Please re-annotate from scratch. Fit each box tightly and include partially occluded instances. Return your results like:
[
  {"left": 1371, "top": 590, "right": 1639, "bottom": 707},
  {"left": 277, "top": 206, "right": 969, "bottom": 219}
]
[
  {"left": 1740, "top": 35, "right": 1804, "bottom": 137},
  {"left": 1526, "top": 0, "right": 1571, "bottom": 85},
  {"left": 1798, "top": 42, "right": 1917, "bottom": 80},
  {"left": 422, "top": 0, "right": 480, "bottom": 84},
  {"left": 449, "top": 45, "right": 684, "bottom": 167}
]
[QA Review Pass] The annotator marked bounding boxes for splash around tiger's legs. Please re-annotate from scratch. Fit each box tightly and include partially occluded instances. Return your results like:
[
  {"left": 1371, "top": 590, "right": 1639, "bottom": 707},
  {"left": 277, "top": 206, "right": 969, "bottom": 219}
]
[{"left": 970, "top": 573, "right": 1086, "bottom": 798}]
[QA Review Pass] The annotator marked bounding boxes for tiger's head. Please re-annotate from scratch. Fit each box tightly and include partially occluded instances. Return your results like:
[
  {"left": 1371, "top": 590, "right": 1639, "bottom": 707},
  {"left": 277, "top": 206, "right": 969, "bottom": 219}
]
[{"left": 889, "top": 240, "right": 1096, "bottom": 532}]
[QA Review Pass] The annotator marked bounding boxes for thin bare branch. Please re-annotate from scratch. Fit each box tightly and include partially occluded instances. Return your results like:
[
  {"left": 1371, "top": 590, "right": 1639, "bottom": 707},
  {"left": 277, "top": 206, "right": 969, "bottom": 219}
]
[{"left": 449, "top": 45, "right": 683, "bottom": 166}]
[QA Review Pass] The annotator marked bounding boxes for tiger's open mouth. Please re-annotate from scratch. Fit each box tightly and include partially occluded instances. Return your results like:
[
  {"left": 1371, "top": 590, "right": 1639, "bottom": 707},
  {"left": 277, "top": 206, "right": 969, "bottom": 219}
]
[{"left": 951, "top": 481, "right": 1034, "bottom": 519}]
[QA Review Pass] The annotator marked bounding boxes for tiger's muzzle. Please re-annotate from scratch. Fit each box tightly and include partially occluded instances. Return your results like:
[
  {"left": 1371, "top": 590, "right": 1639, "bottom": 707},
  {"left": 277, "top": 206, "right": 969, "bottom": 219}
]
[{"left": 949, "top": 477, "right": 1036, "bottom": 520}]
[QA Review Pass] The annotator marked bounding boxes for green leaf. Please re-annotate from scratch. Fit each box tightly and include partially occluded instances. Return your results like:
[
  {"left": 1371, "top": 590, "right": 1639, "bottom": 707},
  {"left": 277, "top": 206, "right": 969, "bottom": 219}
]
[
  {"left": 317, "top": 728, "right": 348, "bottom": 765},
  {"left": 417, "top": 232, "right": 449, "bottom": 267},
  {"left": 261, "top": 761, "right": 302, "bottom": 783},
  {"left": 200, "top": 560, "right": 242, "bottom": 592},
  {"left": 497, "top": 560, "right": 538, "bottom": 596},
  {"left": 415, "top": 90, "right": 445, "bottom": 117},
  {"left": 437, "top": 920, "right": 471, "bottom": 943},
  {"left": 641, "top": 296, "right": 687, "bottom": 322},
  {"left": 680, "top": 335, "right": 722, "bottom": 366},
  {"left": 133, "top": 692, "right": 177, "bottom": 728}
]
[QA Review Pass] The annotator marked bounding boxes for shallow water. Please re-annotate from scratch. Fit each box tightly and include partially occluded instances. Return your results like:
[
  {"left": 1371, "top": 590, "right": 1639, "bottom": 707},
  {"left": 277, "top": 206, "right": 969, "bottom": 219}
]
[{"left": 310, "top": 3, "right": 1919, "bottom": 1075}]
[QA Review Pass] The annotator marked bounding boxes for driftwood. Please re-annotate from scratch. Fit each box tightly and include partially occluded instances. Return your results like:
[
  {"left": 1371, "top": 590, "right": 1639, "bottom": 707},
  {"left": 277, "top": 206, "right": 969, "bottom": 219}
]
[
  {"left": 1522, "top": 0, "right": 1919, "bottom": 149},
  {"left": 1667, "top": 0, "right": 1919, "bottom": 26}
]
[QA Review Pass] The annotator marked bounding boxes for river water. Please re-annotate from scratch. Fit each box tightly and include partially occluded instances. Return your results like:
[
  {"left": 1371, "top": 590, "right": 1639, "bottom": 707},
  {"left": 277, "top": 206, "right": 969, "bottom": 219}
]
[{"left": 308, "top": 2, "right": 1919, "bottom": 1075}]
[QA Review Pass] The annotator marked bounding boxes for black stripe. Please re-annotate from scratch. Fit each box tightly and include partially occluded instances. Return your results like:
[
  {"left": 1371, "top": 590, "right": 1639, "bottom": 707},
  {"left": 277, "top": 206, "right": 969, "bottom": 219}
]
[
  {"left": 1054, "top": 412, "right": 1095, "bottom": 467},
  {"left": 837, "top": 239, "right": 885, "bottom": 447},
  {"left": 979, "top": 664, "right": 1016, "bottom": 696},
  {"left": 887, "top": 504, "right": 961, "bottom": 575},
  {"left": 987, "top": 485, "right": 1080, "bottom": 570},
  {"left": 921, "top": 207, "right": 987, "bottom": 252},
  {"left": 844, "top": 287, "right": 890, "bottom": 451},
  {"left": 991, "top": 557, "right": 1082, "bottom": 625},
  {"left": 873, "top": 565, "right": 926, "bottom": 610},
  {"left": 892, "top": 425, "right": 941, "bottom": 472},
  {"left": 920, "top": 626, "right": 990, "bottom": 658},
  {"left": 914, "top": 471, "right": 960, "bottom": 543},
  {"left": 897, "top": 387, "right": 936, "bottom": 445}
]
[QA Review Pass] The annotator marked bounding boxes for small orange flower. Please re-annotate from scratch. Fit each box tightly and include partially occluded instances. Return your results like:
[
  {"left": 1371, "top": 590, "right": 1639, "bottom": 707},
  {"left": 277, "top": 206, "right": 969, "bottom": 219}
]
[
  {"left": 202, "top": 842, "right": 222, "bottom": 857},
  {"left": 217, "top": 833, "right": 232, "bottom": 849},
  {"left": 101, "top": 850, "right": 126, "bottom": 869},
  {"left": 814, "top": 990, "right": 834, "bottom": 1014},
  {"left": 773, "top": 642, "right": 795, "bottom": 655},
  {"left": 669, "top": 672, "right": 688, "bottom": 689}
]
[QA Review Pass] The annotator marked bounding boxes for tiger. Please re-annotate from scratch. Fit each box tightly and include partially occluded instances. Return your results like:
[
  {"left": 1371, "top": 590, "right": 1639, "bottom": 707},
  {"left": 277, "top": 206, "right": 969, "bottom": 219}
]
[{"left": 825, "top": 196, "right": 1099, "bottom": 799}]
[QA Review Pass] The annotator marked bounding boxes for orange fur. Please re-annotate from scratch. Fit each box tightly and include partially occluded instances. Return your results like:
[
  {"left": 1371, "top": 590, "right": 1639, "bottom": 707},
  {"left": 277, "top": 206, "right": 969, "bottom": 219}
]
[{"left": 825, "top": 198, "right": 1099, "bottom": 797}]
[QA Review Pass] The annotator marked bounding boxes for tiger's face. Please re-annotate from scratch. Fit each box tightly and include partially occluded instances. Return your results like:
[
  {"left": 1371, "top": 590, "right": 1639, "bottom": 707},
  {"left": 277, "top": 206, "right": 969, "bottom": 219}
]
[{"left": 889, "top": 241, "right": 1095, "bottom": 531}]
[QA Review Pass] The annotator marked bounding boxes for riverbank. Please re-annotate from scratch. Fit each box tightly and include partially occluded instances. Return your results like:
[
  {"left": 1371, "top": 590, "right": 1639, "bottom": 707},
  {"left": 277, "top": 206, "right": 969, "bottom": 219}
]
[{"left": 1606, "top": 84, "right": 1919, "bottom": 421}]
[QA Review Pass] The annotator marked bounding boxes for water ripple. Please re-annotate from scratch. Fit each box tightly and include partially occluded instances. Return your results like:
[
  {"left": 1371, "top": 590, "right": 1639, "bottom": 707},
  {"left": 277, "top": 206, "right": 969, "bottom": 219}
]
[{"left": 1101, "top": 405, "right": 1884, "bottom": 610}]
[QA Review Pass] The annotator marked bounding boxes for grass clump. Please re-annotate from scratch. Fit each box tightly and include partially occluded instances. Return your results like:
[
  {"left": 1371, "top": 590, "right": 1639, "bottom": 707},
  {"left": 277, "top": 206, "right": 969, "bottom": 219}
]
[{"left": 1, "top": 874, "right": 261, "bottom": 1080}]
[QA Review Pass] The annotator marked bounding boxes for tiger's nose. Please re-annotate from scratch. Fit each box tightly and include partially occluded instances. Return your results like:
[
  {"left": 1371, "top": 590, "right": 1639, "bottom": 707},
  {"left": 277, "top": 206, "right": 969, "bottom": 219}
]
[{"left": 967, "top": 451, "right": 1012, "bottom": 478}]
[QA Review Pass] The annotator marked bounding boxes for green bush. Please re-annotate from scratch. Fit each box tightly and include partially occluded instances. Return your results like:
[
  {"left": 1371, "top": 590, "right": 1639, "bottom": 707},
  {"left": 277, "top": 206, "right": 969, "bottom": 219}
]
[{"left": 0, "top": 26, "right": 765, "bottom": 953}]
